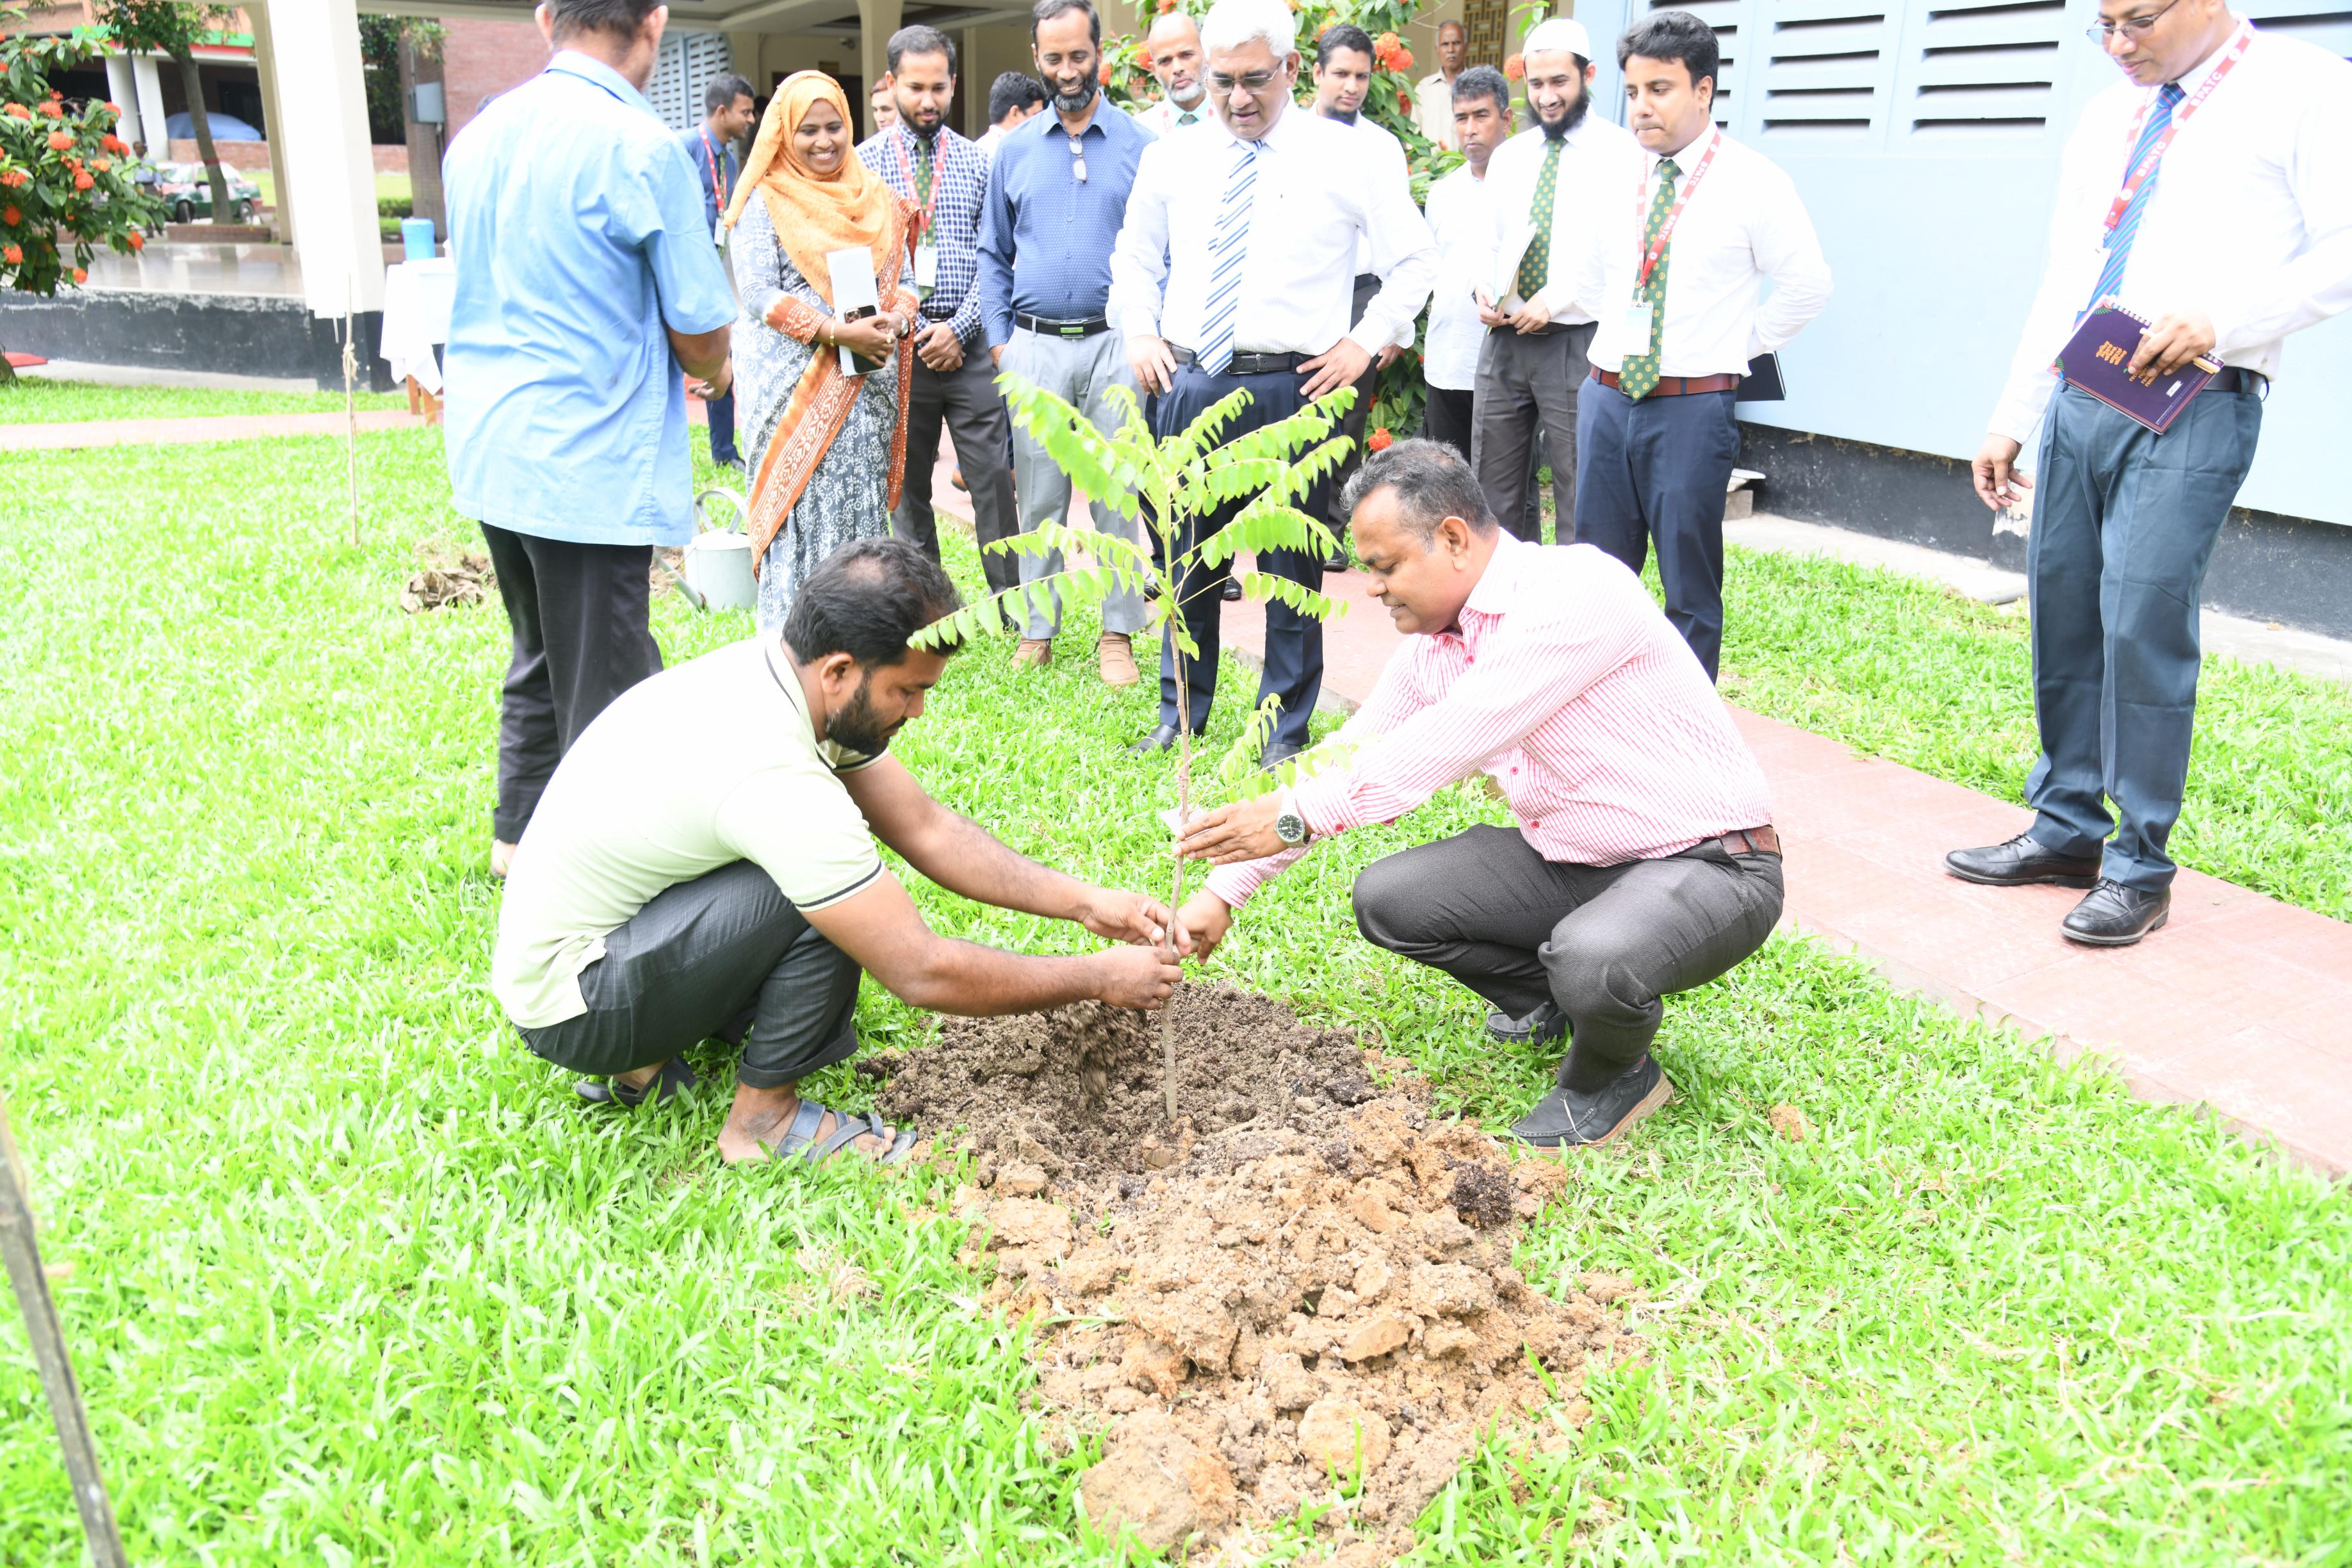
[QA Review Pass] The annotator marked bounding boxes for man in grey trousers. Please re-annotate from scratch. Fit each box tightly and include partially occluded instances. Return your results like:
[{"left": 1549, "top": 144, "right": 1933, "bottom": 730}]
[{"left": 978, "top": 0, "right": 1156, "bottom": 684}]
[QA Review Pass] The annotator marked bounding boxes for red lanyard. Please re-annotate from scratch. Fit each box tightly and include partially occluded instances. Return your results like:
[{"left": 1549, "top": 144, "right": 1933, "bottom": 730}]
[
  {"left": 892, "top": 129, "right": 940, "bottom": 239},
  {"left": 699, "top": 127, "right": 726, "bottom": 208},
  {"left": 2103, "top": 24, "right": 2251, "bottom": 235},
  {"left": 1633, "top": 128, "right": 1720, "bottom": 288}
]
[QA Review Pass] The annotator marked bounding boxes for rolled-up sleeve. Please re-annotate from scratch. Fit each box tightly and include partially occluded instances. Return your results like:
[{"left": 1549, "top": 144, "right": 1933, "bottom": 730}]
[{"left": 635, "top": 138, "right": 737, "bottom": 335}]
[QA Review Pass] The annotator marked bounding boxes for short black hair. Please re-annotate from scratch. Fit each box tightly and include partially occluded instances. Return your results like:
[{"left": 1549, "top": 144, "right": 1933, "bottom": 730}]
[
  {"left": 782, "top": 539, "right": 966, "bottom": 669},
  {"left": 1316, "top": 22, "right": 1375, "bottom": 69},
  {"left": 1343, "top": 439, "right": 1500, "bottom": 542},
  {"left": 1450, "top": 63, "right": 1510, "bottom": 116},
  {"left": 702, "top": 72, "right": 754, "bottom": 115},
  {"left": 989, "top": 71, "right": 1047, "bottom": 122},
  {"left": 544, "top": 0, "right": 660, "bottom": 42},
  {"left": 886, "top": 24, "right": 958, "bottom": 77},
  {"left": 1031, "top": 0, "right": 1102, "bottom": 47},
  {"left": 1618, "top": 9, "right": 1719, "bottom": 94}
]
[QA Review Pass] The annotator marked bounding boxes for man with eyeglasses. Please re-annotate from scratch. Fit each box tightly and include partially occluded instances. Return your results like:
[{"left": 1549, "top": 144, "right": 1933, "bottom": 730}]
[
  {"left": 979, "top": 0, "right": 1157, "bottom": 685},
  {"left": 1953, "top": 0, "right": 2352, "bottom": 947},
  {"left": 1111, "top": 0, "right": 1436, "bottom": 773}
]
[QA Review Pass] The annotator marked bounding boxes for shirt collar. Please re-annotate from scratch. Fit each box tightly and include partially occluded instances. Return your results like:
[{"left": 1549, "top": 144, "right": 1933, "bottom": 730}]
[
  {"left": 2173, "top": 22, "right": 2246, "bottom": 91},
  {"left": 1234, "top": 100, "right": 1302, "bottom": 154},
  {"left": 544, "top": 50, "right": 653, "bottom": 116},
  {"left": 1458, "top": 534, "right": 1526, "bottom": 623},
  {"left": 1036, "top": 99, "right": 1113, "bottom": 142},
  {"left": 1647, "top": 123, "right": 1719, "bottom": 176}
]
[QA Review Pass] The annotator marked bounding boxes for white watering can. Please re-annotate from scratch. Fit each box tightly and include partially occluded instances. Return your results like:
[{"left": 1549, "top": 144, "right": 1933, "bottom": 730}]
[{"left": 678, "top": 486, "right": 758, "bottom": 613}]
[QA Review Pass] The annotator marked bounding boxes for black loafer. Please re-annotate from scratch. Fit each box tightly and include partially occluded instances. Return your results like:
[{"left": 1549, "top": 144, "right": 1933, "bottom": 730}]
[
  {"left": 1486, "top": 1000, "right": 1569, "bottom": 1047},
  {"left": 1259, "top": 740, "right": 1303, "bottom": 774},
  {"left": 1220, "top": 578, "right": 1243, "bottom": 601},
  {"left": 2061, "top": 879, "right": 2171, "bottom": 946},
  {"left": 1129, "top": 723, "right": 1183, "bottom": 755},
  {"left": 576, "top": 1056, "right": 697, "bottom": 1107},
  {"left": 1945, "top": 832, "right": 2102, "bottom": 888},
  {"left": 1511, "top": 1056, "right": 1672, "bottom": 1148}
]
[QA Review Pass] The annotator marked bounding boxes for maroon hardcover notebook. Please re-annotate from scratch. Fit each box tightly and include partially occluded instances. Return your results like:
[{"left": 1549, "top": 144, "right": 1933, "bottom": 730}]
[{"left": 2056, "top": 307, "right": 2221, "bottom": 434}]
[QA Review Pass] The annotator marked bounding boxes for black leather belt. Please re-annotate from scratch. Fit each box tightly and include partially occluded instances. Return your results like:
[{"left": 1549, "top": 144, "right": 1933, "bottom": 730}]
[
  {"left": 1017, "top": 312, "right": 1109, "bottom": 339},
  {"left": 2210, "top": 366, "right": 2266, "bottom": 395},
  {"left": 1171, "top": 346, "right": 1308, "bottom": 375}
]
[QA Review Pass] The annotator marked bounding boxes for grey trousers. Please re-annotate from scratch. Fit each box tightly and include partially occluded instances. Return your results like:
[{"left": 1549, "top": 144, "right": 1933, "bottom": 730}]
[
  {"left": 894, "top": 342, "right": 1022, "bottom": 603},
  {"left": 1003, "top": 327, "right": 1149, "bottom": 640},
  {"left": 1352, "top": 824, "right": 1783, "bottom": 1091},
  {"left": 518, "top": 861, "right": 862, "bottom": 1090},
  {"left": 1473, "top": 322, "right": 1594, "bottom": 543},
  {"left": 2024, "top": 381, "right": 2263, "bottom": 890}
]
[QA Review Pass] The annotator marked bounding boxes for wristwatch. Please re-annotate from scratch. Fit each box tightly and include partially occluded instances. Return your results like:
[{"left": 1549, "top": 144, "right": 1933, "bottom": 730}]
[{"left": 1274, "top": 788, "right": 1311, "bottom": 848}]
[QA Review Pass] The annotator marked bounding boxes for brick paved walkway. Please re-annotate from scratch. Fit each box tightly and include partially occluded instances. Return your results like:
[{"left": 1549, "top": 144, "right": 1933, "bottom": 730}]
[{"left": 929, "top": 459, "right": 2351, "bottom": 1173}]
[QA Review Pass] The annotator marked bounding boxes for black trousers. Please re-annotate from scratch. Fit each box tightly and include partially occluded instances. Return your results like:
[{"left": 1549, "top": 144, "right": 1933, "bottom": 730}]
[
  {"left": 705, "top": 384, "right": 740, "bottom": 465},
  {"left": 1574, "top": 379, "right": 1740, "bottom": 680},
  {"left": 1474, "top": 322, "right": 1594, "bottom": 544},
  {"left": 1152, "top": 361, "right": 1330, "bottom": 751},
  {"left": 1425, "top": 382, "right": 1540, "bottom": 538},
  {"left": 519, "top": 861, "right": 863, "bottom": 1089},
  {"left": 480, "top": 523, "right": 663, "bottom": 843},
  {"left": 1352, "top": 824, "right": 1782, "bottom": 1092},
  {"left": 1325, "top": 272, "right": 1384, "bottom": 534},
  {"left": 894, "top": 342, "right": 1020, "bottom": 603}
]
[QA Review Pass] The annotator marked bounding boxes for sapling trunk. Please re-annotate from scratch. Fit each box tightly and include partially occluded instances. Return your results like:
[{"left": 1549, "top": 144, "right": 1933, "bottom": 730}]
[{"left": 1162, "top": 666, "right": 1192, "bottom": 1126}]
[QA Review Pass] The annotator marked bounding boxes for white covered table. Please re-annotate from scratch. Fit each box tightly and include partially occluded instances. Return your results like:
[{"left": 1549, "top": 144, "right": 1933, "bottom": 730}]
[{"left": 378, "top": 257, "right": 455, "bottom": 417}]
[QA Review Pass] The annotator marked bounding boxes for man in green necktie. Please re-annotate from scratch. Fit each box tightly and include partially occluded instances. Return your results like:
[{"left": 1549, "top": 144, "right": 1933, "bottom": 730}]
[
  {"left": 1141, "top": 11, "right": 1210, "bottom": 135},
  {"left": 1470, "top": 17, "right": 1638, "bottom": 544}
]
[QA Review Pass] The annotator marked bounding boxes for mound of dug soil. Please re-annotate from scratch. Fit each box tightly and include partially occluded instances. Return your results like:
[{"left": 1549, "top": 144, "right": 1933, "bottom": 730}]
[{"left": 878, "top": 990, "right": 1642, "bottom": 1563}]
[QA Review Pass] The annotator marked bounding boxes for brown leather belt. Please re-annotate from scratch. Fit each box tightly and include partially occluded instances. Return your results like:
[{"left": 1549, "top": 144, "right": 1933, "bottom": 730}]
[
  {"left": 1593, "top": 369, "right": 1741, "bottom": 396},
  {"left": 1719, "top": 824, "right": 1780, "bottom": 857}
]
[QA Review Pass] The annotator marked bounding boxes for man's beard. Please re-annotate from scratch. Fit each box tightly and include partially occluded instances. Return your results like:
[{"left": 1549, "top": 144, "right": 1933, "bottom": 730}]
[
  {"left": 828, "top": 674, "right": 901, "bottom": 756},
  {"left": 1535, "top": 90, "right": 1590, "bottom": 140},
  {"left": 1054, "top": 76, "right": 1097, "bottom": 115},
  {"left": 1325, "top": 103, "right": 1359, "bottom": 124}
]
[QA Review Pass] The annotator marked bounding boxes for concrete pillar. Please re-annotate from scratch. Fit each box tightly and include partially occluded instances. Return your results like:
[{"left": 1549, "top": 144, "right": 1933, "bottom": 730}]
[
  {"left": 249, "top": 2, "right": 297, "bottom": 245},
  {"left": 103, "top": 54, "right": 142, "bottom": 147},
  {"left": 860, "top": 0, "right": 904, "bottom": 110},
  {"left": 726, "top": 30, "right": 765, "bottom": 94},
  {"left": 958, "top": 25, "right": 980, "bottom": 137},
  {"left": 253, "top": 0, "right": 384, "bottom": 317},
  {"left": 131, "top": 55, "right": 168, "bottom": 161}
]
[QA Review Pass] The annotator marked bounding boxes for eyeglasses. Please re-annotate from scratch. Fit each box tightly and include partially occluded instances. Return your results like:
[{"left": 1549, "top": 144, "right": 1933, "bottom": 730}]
[
  {"left": 1068, "top": 133, "right": 1087, "bottom": 183},
  {"left": 2084, "top": 0, "right": 2184, "bottom": 44},
  {"left": 1207, "top": 69, "right": 1282, "bottom": 96}
]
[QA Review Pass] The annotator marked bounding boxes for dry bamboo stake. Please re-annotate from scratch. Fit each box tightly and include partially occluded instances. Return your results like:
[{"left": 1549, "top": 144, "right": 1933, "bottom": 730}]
[
  {"left": 0, "top": 1094, "right": 129, "bottom": 1568},
  {"left": 343, "top": 287, "right": 361, "bottom": 547}
]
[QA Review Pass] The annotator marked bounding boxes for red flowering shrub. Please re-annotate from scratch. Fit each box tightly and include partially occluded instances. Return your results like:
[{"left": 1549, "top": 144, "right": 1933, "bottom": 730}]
[
  {"left": 1504, "top": 53, "right": 1526, "bottom": 79},
  {"left": 1368, "top": 426, "right": 1394, "bottom": 452}
]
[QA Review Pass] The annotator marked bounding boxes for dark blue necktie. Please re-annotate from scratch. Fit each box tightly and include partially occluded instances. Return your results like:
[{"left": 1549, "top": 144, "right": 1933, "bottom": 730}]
[{"left": 2086, "top": 81, "right": 2185, "bottom": 316}]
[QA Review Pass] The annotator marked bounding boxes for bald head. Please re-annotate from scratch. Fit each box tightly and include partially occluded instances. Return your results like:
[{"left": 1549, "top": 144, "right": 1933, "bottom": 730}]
[{"left": 1147, "top": 11, "right": 1206, "bottom": 108}]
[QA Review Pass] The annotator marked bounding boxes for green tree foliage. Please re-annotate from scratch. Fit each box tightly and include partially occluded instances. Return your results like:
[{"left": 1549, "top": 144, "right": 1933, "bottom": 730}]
[
  {"left": 93, "top": 0, "right": 235, "bottom": 225},
  {"left": 0, "top": 1, "right": 165, "bottom": 382}
]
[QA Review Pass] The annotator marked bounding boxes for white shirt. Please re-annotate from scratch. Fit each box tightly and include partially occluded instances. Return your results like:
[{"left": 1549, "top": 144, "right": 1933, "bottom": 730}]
[
  {"left": 1574, "top": 126, "right": 1832, "bottom": 379},
  {"left": 1134, "top": 96, "right": 1211, "bottom": 138},
  {"left": 1423, "top": 161, "right": 1493, "bottom": 390},
  {"left": 1113, "top": 103, "right": 1437, "bottom": 359},
  {"left": 976, "top": 122, "right": 1008, "bottom": 160},
  {"left": 1482, "top": 115, "right": 1642, "bottom": 323},
  {"left": 1988, "top": 24, "right": 2352, "bottom": 443},
  {"left": 491, "top": 638, "right": 882, "bottom": 1028},
  {"left": 1413, "top": 70, "right": 1457, "bottom": 151}
]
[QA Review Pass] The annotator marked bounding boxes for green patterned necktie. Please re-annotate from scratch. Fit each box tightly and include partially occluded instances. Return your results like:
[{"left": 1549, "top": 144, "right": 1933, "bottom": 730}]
[
  {"left": 1512, "top": 136, "right": 1563, "bottom": 302},
  {"left": 913, "top": 135, "right": 933, "bottom": 208},
  {"left": 1619, "top": 157, "right": 1679, "bottom": 400}
]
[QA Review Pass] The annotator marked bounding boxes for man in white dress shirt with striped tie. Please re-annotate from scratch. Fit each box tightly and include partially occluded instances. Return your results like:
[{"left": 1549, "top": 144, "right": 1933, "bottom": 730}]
[
  {"left": 1948, "top": 1, "right": 2352, "bottom": 946},
  {"left": 1112, "top": 0, "right": 1436, "bottom": 772}
]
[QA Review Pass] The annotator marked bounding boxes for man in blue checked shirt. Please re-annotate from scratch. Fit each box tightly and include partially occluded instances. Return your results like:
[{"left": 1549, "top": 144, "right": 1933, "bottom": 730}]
[
  {"left": 977, "top": 0, "right": 1156, "bottom": 686},
  {"left": 443, "top": 0, "right": 735, "bottom": 877},
  {"left": 859, "top": 24, "right": 1022, "bottom": 606},
  {"left": 679, "top": 70, "right": 755, "bottom": 471}
]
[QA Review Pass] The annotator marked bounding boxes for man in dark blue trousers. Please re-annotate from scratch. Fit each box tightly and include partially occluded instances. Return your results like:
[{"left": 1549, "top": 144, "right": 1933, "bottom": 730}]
[{"left": 680, "top": 71, "right": 754, "bottom": 470}]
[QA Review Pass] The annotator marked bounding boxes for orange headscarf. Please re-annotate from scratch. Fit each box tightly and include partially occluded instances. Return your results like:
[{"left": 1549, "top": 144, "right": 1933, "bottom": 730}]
[{"left": 723, "top": 71, "right": 904, "bottom": 306}]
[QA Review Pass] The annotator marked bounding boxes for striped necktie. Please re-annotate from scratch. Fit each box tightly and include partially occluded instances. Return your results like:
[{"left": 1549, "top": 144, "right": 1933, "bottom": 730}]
[
  {"left": 1198, "top": 139, "right": 1261, "bottom": 375},
  {"left": 2086, "top": 81, "right": 2185, "bottom": 316}
]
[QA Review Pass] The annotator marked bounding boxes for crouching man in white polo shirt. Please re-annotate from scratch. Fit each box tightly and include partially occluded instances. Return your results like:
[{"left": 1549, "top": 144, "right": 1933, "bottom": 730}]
[{"left": 492, "top": 537, "right": 1185, "bottom": 1166}]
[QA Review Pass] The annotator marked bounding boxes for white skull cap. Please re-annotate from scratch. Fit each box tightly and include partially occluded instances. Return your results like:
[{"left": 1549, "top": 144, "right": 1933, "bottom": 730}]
[{"left": 1522, "top": 17, "right": 1594, "bottom": 59}]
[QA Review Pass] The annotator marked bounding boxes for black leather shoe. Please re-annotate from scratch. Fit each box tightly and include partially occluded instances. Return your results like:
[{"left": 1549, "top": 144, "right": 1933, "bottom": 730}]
[
  {"left": 1944, "top": 832, "right": 2102, "bottom": 888},
  {"left": 1129, "top": 723, "right": 1182, "bottom": 755},
  {"left": 1486, "top": 1000, "right": 1569, "bottom": 1047},
  {"left": 1259, "top": 740, "right": 1303, "bottom": 774},
  {"left": 576, "top": 1056, "right": 697, "bottom": 1107},
  {"left": 1511, "top": 1056, "right": 1672, "bottom": 1148},
  {"left": 2061, "top": 879, "right": 2171, "bottom": 946},
  {"left": 1221, "top": 578, "right": 1243, "bottom": 601}
]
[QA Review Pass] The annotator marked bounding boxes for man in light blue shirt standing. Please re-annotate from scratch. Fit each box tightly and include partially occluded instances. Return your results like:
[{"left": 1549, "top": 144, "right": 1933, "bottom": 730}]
[{"left": 443, "top": 0, "right": 736, "bottom": 876}]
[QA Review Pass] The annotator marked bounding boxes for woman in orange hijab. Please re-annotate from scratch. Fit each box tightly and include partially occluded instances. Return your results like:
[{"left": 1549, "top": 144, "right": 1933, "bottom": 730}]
[{"left": 723, "top": 71, "right": 919, "bottom": 628}]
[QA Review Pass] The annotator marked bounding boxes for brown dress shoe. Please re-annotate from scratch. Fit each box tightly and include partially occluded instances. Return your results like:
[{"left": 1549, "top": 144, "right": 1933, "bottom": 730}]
[
  {"left": 1013, "top": 637, "right": 1053, "bottom": 668},
  {"left": 1097, "top": 632, "right": 1139, "bottom": 687}
]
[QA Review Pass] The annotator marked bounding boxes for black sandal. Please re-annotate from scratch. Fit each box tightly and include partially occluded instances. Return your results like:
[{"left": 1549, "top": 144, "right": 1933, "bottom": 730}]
[
  {"left": 766, "top": 1099, "right": 919, "bottom": 1165},
  {"left": 575, "top": 1057, "right": 698, "bottom": 1107}
]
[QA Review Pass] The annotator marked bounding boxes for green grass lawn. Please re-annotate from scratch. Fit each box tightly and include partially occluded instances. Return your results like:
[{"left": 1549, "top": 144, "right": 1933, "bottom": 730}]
[
  {"left": 0, "top": 375, "right": 407, "bottom": 424},
  {"left": 1, "top": 428, "right": 2347, "bottom": 1565}
]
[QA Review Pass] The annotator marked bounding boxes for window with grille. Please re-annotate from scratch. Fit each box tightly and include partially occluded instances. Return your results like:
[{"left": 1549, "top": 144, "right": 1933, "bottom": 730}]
[
  {"left": 2237, "top": 1, "right": 2352, "bottom": 57},
  {"left": 1464, "top": 0, "right": 1508, "bottom": 68},
  {"left": 1756, "top": 3, "right": 1890, "bottom": 141},
  {"left": 646, "top": 31, "right": 737, "bottom": 134},
  {"left": 1647, "top": 0, "right": 1745, "bottom": 125},
  {"left": 1899, "top": 0, "right": 2064, "bottom": 140}
]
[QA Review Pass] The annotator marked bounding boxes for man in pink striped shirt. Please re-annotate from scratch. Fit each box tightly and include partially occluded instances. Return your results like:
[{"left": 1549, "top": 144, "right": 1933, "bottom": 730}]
[{"left": 1177, "top": 441, "right": 1783, "bottom": 1147}]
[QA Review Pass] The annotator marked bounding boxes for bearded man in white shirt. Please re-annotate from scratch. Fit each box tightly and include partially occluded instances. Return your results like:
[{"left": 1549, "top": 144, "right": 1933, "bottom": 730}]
[
  {"left": 1570, "top": 10, "right": 1831, "bottom": 682},
  {"left": 1472, "top": 18, "right": 1638, "bottom": 544},
  {"left": 1112, "top": 0, "right": 1436, "bottom": 772},
  {"left": 1949, "top": 0, "right": 2352, "bottom": 946},
  {"left": 1136, "top": 10, "right": 1211, "bottom": 135}
]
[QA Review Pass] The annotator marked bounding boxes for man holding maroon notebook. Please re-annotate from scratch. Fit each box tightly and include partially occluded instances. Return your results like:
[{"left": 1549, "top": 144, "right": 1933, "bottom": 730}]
[{"left": 1955, "top": 0, "right": 2352, "bottom": 946}]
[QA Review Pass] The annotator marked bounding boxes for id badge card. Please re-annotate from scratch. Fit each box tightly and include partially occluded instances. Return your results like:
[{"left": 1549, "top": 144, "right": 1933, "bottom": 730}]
[
  {"left": 915, "top": 244, "right": 938, "bottom": 293},
  {"left": 1622, "top": 299, "right": 1657, "bottom": 339}
]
